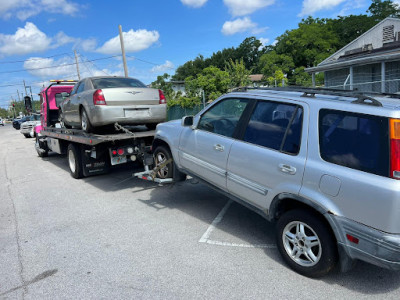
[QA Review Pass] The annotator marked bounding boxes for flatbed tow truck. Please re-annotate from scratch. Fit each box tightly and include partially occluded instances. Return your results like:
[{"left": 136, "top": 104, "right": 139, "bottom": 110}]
[{"left": 34, "top": 80, "right": 172, "bottom": 183}]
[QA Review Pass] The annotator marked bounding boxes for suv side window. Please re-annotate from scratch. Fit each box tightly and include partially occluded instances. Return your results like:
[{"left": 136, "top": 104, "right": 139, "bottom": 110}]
[
  {"left": 197, "top": 98, "right": 249, "bottom": 138},
  {"left": 319, "top": 109, "right": 389, "bottom": 176},
  {"left": 77, "top": 81, "right": 85, "bottom": 94},
  {"left": 243, "top": 101, "right": 303, "bottom": 154}
]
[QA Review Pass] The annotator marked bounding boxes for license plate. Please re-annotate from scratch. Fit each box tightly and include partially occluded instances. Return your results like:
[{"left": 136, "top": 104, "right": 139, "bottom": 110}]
[
  {"left": 111, "top": 156, "right": 127, "bottom": 165},
  {"left": 125, "top": 109, "right": 150, "bottom": 118}
]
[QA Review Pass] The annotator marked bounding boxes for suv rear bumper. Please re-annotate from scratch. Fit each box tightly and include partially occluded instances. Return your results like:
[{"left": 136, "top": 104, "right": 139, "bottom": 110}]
[{"left": 330, "top": 215, "right": 400, "bottom": 270}]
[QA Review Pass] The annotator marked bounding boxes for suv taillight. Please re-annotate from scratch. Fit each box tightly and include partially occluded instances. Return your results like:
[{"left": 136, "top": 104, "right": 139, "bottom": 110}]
[
  {"left": 159, "top": 89, "right": 166, "bottom": 104},
  {"left": 390, "top": 119, "right": 400, "bottom": 179},
  {"left": 93, "top": 89, "right": 106, "bottom": 105}
]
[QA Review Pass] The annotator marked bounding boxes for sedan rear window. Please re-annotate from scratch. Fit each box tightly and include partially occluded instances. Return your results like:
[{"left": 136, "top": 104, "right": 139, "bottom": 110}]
[{"left": 91, "top": 78, "right": 146, "bottom": 89}]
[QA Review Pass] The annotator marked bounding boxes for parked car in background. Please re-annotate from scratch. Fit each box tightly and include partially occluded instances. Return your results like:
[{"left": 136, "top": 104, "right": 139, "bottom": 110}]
[
  {"left": 153, "top": 87, "right": 400, "bottom": 277},
  {"left": 20, "top": 114, "right": 41, "bottom": 138},
  {"left": 59, "top": 76, "right": 167, "bottom": 132},
  {"left": 0, "top": 118, "right": 4, "bottom": 126},
  {"left": 13, "top": 116, "right": 30, "bottom": 130}
]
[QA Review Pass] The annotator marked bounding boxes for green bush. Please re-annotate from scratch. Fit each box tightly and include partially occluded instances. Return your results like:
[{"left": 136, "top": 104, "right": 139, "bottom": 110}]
[{"left": 167, "top": 96, "right": 202, "bottom": 109}]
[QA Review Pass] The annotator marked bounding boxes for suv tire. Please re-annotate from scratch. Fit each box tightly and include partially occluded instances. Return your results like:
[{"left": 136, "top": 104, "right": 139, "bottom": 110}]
[
  {"left": 153, "top": 145, "right": 186, "bottom": 182},
  {"left": 276, "top": 209, "right": 338, "bottom": 278}
]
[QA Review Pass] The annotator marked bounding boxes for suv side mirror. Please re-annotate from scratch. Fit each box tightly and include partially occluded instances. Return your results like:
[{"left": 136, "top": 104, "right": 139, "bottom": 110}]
[{"left": 182, "top": 116, "right": 194, "bottom": 127}]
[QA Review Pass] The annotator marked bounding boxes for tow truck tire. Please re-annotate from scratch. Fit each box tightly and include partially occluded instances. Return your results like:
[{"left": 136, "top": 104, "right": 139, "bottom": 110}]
[
  {"left": 67, "top": 143, "right": 83, "bottom": 179},
  {"left": 36, "top": 136, "right": 48, "bottom": 158},
  {"left": 24, "top": 134, "right": 31, "bottom": 138},
  {"left": 153, "top": 146, "right": 186, "bottom": 182}
]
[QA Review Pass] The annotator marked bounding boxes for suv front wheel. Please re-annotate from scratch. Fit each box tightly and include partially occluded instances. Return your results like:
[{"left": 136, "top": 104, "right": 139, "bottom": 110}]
[
  {"left": 276, "top": 209, "right": 338, "bottom": 277},
  {"left": 153, "top": 145, "right": 186, "bottom": 182}
]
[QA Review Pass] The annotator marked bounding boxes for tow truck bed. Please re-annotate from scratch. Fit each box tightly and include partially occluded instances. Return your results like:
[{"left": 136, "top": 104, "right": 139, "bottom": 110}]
[
  {"left": 41, "top": 127, "right": 155, "bottom": 145},
  {"left": 36, "top": 125, "right": 157, "bottom": 179}
]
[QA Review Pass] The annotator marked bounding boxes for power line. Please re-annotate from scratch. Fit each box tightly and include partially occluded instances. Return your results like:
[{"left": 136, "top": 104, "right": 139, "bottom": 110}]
[
  {"left": 0, "top": 53, "right": 71, "bottom": 64},
  {"left": 126, "top": 55, "right": 175, "bottom": 70},
  {"left": 0, "top": 54, "right": 121, "bottom": 74},
  {"left": 78, "top": 51, "right": 109, "bottom": 76}
]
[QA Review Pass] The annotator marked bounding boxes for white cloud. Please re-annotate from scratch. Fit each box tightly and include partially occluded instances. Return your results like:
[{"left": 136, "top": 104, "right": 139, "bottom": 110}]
[
  {"left": 0, "top": 22, "right": 51, "bottom": 56},
  {"left": 0, "top": 0, "right": 80, "bottom": 21},
  {"left": 24, "top": 57, "right": 76, "bottom": 78},
  {"left": 181, "top": 0, "right": 208, "bottom": 8},
  {"left": 222, "top": 17, "right": 266, "bottom": 35},
  {"left": 97, "top": 29, "right": 160, "bottom": 55},
  {"left": 0, "top": 22, "right": 97, "bottom": 56},
  {"left": 151, "top": 60, "right": 175, "bottom": 73},
  {"left": 299, "top": 0, "right": 346, "bottom": 16},
  {"left": 80, "top": 38, "right": 97, "bottom": 52},
  {"left": 223, "top": 0, "right": 275, "bottom": 16},
  {"left": 23, "top": 56, "right": 124, "bottom": 79},
  {"left": 259, "top": 37, "right": 270, "bottom": 46}
]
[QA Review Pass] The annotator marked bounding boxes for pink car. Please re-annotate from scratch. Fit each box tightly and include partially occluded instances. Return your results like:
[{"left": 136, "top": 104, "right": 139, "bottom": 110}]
[{"left": 35, "top": 80, "right": 76, "bottom": 135}]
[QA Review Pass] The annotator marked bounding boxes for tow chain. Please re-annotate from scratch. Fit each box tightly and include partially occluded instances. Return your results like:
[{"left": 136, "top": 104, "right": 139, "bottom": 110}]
[{"left": 114, "top": 122, "right": 136, "bottom": 135}]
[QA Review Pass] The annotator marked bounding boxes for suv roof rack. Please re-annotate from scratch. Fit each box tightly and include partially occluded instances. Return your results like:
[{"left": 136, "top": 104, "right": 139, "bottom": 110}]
[{"left": 231, "top": 86, "right": 400, "bottom": 107}]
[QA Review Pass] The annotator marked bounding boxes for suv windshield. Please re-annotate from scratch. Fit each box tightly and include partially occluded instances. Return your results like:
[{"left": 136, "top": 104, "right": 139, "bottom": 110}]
[{"left": 91, "top": 78, "right": 146, "bottom": 89}]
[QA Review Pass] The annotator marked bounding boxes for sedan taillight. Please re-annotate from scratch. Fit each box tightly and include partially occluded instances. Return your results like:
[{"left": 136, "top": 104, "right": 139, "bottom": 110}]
[
  {"left": 93, "top": 89, "right": 106, "bottom": 105},
  {"left": 159, "top": 89, "right": 166, "bottom": 104}
]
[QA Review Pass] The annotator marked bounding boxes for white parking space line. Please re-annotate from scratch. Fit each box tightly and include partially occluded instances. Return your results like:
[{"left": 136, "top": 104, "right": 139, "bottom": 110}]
[{"left": 199, "top": 200, "right": 276, "bottom": 248}]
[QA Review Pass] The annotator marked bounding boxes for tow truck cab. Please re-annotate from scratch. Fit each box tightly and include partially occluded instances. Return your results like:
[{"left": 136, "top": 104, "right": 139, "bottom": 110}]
[{"left": 35, "top": 80, "right": 76, "bottom": 135}]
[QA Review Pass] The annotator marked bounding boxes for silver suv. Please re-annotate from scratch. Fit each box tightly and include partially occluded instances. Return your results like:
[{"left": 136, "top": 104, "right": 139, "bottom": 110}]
[{"left": 153, "top": 88, "right": 400, "bottom": 277}]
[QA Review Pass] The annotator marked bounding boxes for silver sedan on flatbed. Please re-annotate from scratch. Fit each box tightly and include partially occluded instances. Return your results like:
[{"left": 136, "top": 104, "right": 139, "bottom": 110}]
[{"left": 60, "top": 76, "right": 167, "bottom": 132}]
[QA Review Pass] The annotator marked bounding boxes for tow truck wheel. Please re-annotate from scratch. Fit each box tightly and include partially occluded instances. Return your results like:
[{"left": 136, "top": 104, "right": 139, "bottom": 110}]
[
  {"left": 67, "top": 143, "right": 83, "bottom": 179},
  {"left": 153, "top": 146, "right": 186, "bottom": 182},
  {"left": 35, "top": 136, "right": 48, "bottom": 158}
]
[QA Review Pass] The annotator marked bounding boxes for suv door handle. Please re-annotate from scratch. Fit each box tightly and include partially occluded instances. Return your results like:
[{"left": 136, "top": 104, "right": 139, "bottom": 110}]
[
  {"left": 214, "top": 144, "right": 224, "bottom": 152},
  {"left": 279, "top": 164, "right": 296, "bottom": 175}
]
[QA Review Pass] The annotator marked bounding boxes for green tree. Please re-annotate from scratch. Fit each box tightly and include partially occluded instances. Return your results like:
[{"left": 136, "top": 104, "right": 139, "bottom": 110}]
[
  {"left": 236, "top": 37, "right": 264, "bottom": 71},
  {"left": 185, "top": 66, "right": 231, "bottom": 102},
  {"left": 275, "top": 17, "right": 339, "bottom": 68},
  {"left": 267, "top": 70, "right": 288, "bottom": 87},
  {"left": 0, "top": 107, "right": 8, "bottom": 118},
  {"left": 367, "top": 0, "right": 400, "bottom": 21},
  {"left": 225, "top": 58, "right": 251, "bottom": 88},
  {"left": 151, "top": 73, "right": 175, "bottom": 100},
  {"left": 329, "top": 15, "right": 377, "bottom": 48},
  {"left": 206, "top": 47, "right": 239, "bottom": 70},
  {"left": 172, "top": 55, "right": 207, "bottom": 81},
  {"left": 259, "top": 50, "right": 295, "bottom": 78}
]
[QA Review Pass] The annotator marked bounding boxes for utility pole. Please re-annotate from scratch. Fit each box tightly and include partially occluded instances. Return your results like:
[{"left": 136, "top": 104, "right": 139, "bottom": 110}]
[
  {"left": 29, "top": 86, "right": 34, "bottom": 112},
  {"left": 17, "top": 90, "right": 21, "bottom": 101},
  {"left": 74, "top": 50, "right": 81, "bottom": 80},
  {"left": 119, "top": 25, "right": 129, "bottom": 77},
  {"left": 23, "top": 80, "right": 28, "bottom": 96}
]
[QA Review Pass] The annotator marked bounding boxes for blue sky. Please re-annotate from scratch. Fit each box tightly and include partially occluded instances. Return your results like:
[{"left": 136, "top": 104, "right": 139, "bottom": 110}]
[{"left": 0, "top": 0, "right": 377, "bottom": 109}]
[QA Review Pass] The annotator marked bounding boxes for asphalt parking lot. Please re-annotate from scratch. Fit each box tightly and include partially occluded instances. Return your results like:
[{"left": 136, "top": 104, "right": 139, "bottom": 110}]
[{"left": 1, "top": 123, "right": 400, "bottom": 299}]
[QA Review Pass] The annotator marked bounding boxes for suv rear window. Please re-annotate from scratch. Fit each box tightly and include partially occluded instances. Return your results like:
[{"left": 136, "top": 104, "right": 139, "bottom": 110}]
[
  {"left": 91, "top": 78, "right": 146, "bottom": 89},
  {"left": 319, "top": 109, "right": 389, "bottom": 176}
]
